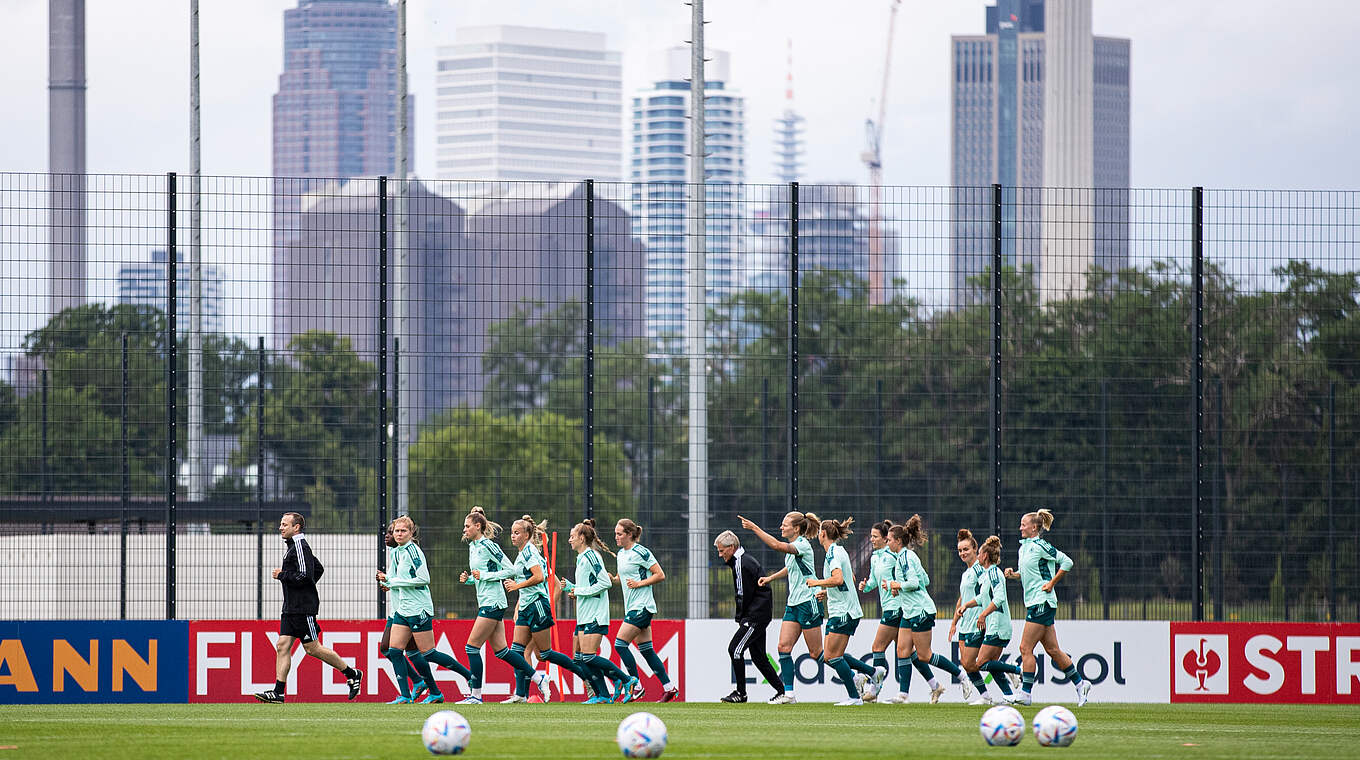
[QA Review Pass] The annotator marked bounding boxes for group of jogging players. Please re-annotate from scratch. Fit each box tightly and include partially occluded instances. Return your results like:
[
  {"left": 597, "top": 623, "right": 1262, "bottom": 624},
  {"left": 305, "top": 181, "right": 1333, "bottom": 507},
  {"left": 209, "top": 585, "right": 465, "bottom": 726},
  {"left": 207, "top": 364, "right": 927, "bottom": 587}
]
[{"left": 254, "top": 506, "right": 1090, "bottom": 707}]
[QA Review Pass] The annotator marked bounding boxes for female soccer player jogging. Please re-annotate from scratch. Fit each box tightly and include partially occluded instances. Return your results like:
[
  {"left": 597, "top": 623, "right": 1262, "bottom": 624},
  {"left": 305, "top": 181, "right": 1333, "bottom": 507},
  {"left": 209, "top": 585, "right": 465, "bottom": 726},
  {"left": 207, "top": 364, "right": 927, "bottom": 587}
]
[
  {"left": 805, "top": 516, "right": 874, "bottom": 706},
  {"left": 950, "top": 529, "right": 987, "bottom": 704},
  {"left": 611, "top": 518, "right": 679, "bottom": 702},
  {"left": 973, "top": 535, "right": 1023, "bottom": 704},
  {"left": 565, "top": 519, "right": 638, "bottom": 704},
  {"left": 739, "top": 512, "right": 824, "bottom": 704},
  {"left": 886, "top": 516, "right": 963, "bottom": 704},
  {"left": 457, "top": 507, "right": 540, "bottom": 705},
  {"left": 375, "top": 516, "right": 474, "bottom": 704},
  {"left": 1004, "top": 508, "right": 1091, "bottom": 706},
  {"left": 858, "top": 519, "right": 902, "bottom": 702},
  {"left": 498, "top": 515, "right": 586, "bottom": 703}
]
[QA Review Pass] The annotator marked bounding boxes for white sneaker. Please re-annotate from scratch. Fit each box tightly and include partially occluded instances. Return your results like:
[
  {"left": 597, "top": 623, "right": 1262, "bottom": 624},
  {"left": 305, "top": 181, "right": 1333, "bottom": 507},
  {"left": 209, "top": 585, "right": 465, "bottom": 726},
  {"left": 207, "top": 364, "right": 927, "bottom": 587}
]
[
  {"left": 960, "top": 677, "right": 977, "bottom": 701},
  {"left": 767, "top": 693, "right": 796, "bottom": 705},
  {"left": 852, "top": 672, "right": 869, "bottom": 697},
  {"left": 929, "top": 684, "right": 946, "bottom": 704},
  {"left": 888, "top": 692, "right": 910, "bottom": 704},
  {"left": 1076, "top": 680, "right": 1091, "bottom": 707},
  {"left": 532, "top": 672, "right": 552, "bottom": 703},
  {"left": 834, "top": 697, "right": 864, "bottom": 706},
  {"left": 501, "top": 694, "right": 528, "bottom": 704},
  {"left": 968, "top": 693, "right": 995, "bottom": 706}
]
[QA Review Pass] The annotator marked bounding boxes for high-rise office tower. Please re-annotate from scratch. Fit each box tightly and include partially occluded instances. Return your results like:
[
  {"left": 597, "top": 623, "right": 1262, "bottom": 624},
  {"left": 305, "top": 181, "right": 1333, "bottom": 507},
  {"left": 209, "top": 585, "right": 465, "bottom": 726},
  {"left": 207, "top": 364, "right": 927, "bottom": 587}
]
[
  {"left": 631, "top": 48, "right": 746, "bottom": 345},
  {"left": 271, "top": 0, "right": 406, "bottom": 348},
  {"left": 118, "top": 250, "right": 225, "bottom": 334},
  {"left": 434, "top": 26, "right": 623, "bottom": 181},
  {"left": 949, "top": 0, "right": 1129, "bottom": 305}
]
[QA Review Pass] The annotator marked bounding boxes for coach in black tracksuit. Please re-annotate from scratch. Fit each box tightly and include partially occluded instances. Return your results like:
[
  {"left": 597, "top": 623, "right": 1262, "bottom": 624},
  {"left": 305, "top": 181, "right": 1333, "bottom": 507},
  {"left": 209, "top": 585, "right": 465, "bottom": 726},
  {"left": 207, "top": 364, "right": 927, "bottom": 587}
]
[
  {"left": 253, "top": 511, "right": 363, "bottom": 703},
  {"left": 714, "top": 529, "right": 785, "bottom": 703}
]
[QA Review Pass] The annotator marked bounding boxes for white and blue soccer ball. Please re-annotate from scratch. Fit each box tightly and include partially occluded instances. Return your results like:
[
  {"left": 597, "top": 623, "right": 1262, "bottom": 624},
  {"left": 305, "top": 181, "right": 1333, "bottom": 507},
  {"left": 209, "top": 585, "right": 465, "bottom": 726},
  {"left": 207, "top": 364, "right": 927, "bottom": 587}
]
[
  {"left": 1033, "top": 705, "right": 1079, "bottom": 747},
  {"left": 422, "top": 710, "right": 471, "bottom": 756},
  {"left": 617, "top": 711, "right": 668, "bottom": 758},
  {"left": 979, "top": 704, "right": 1026, "bottom": 746}
]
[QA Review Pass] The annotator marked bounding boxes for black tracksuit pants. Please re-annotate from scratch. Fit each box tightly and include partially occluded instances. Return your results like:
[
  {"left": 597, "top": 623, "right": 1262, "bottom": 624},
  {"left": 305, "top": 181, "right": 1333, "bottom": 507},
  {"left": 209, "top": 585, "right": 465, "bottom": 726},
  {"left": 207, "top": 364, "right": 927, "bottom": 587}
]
[{"left": 728, "top": 619, "right": 783, "bottom": 696}]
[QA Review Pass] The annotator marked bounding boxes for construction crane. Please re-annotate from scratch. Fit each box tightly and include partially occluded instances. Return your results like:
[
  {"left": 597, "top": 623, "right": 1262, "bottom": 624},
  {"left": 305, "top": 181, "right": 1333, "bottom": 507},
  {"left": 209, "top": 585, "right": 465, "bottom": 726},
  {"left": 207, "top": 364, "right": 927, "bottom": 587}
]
[{"left": 861, "top": 0, "right": 901, "bottom": 306}]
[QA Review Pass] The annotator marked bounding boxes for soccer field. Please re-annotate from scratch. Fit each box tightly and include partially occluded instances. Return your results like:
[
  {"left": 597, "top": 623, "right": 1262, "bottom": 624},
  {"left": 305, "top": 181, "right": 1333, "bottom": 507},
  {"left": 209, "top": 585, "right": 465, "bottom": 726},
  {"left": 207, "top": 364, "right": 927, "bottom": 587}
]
[{"left": 1, "top": 703, "right": 1352, "bottom": 760}]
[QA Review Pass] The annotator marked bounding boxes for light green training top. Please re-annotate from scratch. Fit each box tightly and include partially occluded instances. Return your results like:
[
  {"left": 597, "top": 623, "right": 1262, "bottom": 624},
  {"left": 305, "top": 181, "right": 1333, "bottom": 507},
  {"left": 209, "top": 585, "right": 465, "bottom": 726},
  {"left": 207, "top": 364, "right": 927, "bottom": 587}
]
[
  {"left": 897, "top": 548, "right": 937, "bottom": 618},
  {"left": 863, "top": 547, "right": 903, "bottom": 613},
  {"left": 784, "top": 536, "right": 818, "bottom": 607},
  {"left": 507, "top": 541, "right": 549, "bottom": 604},
  {"left": 957, "top": 561, "right": 984, "bottom": 636},
  {"left": 463, "top": 536, "right": 511, "bottom": 610},
  {"left": 617, "top": 543, "right": 659, "bottom": 614},
  {"left": 570, "top": 548, "right": 613, "bottom": 626},
  {"left": 976, "top": 564, "right": 1012, "bottom": 639},
  {"left": 822, "top": 543, "right": 863, "bottom": 620},
  {"left": 385, "top": 541, "right": 433, "bottom": 617},
  {"left": 1017, "top": 536, "right": 1073, "bottom": 608}
]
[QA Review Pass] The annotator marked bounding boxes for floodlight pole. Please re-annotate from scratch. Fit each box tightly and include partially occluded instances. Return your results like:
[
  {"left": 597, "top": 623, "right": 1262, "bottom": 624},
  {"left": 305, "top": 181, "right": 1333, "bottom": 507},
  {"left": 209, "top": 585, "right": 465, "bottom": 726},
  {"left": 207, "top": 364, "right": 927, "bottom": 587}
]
[
  {"left": 395, "top": 0, "right": 410, "bottom": 517},
  {"left": 187, "top": 0, "right": 205, "bottom": 502},
  {"left": 685, "top": 0, "right": 709, "bottom": 618}
]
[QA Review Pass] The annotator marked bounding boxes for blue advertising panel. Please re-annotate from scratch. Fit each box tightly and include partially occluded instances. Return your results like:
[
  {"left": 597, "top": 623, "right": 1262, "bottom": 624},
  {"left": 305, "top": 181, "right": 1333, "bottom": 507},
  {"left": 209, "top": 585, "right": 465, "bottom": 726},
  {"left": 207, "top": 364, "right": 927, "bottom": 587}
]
[{"left": 0, "top": 621, "right": 189, "bottom": 703}]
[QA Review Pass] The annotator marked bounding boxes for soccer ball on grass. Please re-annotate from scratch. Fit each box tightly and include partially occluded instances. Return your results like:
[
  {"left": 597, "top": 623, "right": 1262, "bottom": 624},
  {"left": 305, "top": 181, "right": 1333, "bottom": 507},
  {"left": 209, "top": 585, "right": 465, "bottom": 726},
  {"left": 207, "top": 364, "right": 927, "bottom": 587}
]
[
  {"left": 979, "top": 704, "right": 1025, "bottom": 746},
  {"left": 422, "top": 710, "right": 471, "bottom": 756},
  {"left": 1032, "top": 705, "right": 1079, "bottom": 747},
  {"left": 617, "top": 711, "right": 668, "bottom": 758}
]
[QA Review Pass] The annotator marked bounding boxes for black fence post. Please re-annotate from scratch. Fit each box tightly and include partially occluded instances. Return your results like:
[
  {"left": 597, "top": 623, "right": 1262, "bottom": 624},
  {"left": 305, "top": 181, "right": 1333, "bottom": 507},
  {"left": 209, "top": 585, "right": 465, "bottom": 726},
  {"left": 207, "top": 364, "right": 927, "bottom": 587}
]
[
  {"left": 761, "top": 377, "right": 770, "bottom": 529},
  {"left": 120, "top": 332, "right": 129, "bottom": 620},
  {"left": 256, "top": 336, "right": 265, "bottom": 620},
  {"left": 991, "top": 183, "right": 1003, "bottom": 538},
  {"left": 1191, "top": 185, "right": 1204, "bottom": 623},
  {"left": 1328, "top": 381, "right": 1337, "bottom": 621},
  {"left": 377, "top": 175, "right": 389, "bottom": 619},
  {"left": 788, "top": 182, "right": 800, "bottom": 515},
  {"left": 1101, "top": 379, "right": 1109, "bottom": 620},
  {"left": 876, "top": 378, "right": 885, "bottom": 512},
  {"left": 646, "top": 376, "right": 655, "bottom": 528},
  {"left": 584, "top": 179, "right": 595, "bottom": 520},
  {"left": 41, "top": 368, "right": 49, "bottom": 503},
  {"left": 1214, "top": 376, "right": 1225, "bottom": 622},
  {"left": 166, "top": 171, "right": 178, "bottom": 621}
]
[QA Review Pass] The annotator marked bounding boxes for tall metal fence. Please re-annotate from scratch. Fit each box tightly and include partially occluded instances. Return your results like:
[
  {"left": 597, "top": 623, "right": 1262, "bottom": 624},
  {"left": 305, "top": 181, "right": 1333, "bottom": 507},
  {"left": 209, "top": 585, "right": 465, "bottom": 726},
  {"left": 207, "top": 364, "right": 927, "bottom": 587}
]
[{"left": 1, "top": 173, "right": 1356, "bottom": 624}]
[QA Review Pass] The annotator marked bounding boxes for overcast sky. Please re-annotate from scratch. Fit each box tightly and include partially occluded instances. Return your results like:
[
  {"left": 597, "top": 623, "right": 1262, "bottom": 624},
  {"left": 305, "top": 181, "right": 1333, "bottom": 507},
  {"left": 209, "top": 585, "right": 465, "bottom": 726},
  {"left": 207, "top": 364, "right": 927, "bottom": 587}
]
[{"left": 2, "top": 0, "right": 1359, "bottom": 189}]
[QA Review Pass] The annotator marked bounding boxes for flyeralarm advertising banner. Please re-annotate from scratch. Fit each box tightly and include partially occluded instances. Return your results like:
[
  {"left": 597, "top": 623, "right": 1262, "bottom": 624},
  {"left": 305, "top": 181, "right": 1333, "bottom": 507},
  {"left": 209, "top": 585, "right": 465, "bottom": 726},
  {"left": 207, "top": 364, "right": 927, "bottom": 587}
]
[
  {"left": 1170, "top": 622, "right": 1360, "bottom": 704},
  {"left": 188, "top": 619, "right": 683, "bottom": 703}
]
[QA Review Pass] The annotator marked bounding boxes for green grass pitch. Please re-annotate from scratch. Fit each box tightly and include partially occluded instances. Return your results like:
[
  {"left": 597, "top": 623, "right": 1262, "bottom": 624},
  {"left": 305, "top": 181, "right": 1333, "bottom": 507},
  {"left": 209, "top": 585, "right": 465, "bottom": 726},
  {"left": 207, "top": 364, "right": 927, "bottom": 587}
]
[{"left": 1, "top": 703, "right": 1352, "bottom": 759}]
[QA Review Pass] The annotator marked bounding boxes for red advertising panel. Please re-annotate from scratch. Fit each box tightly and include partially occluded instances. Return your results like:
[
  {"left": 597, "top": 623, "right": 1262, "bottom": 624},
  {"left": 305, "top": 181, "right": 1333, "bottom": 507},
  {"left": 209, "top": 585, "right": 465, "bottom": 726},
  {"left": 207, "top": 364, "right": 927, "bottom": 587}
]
[
  {"left": 189, "top": 619, "right": 683, "bottom": 703},
  {"left": 1170, "top": 622, "right": 1360, "bottom": 704}
]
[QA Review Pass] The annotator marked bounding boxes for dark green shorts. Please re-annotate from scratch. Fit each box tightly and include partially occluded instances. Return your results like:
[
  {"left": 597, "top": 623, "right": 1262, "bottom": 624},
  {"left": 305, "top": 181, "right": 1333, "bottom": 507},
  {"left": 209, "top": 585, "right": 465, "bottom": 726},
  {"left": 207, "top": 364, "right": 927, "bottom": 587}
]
[
  {"left": 982, "top": 634, "right": 1011, "bottom": 648},
  {"left": 575, "top": 622, "right": 608, "bottom": 636},
  {"left": 903, "top": 612, "right": 935, "bottom": 633},
  {"left": 622, "top": 609, "right": 654, "bottom": 629},
  {"left": 782, "top": 600, "right": 824, "bottom": 630},
  {"left": 476, "top": 605, "right": 506, "bottom": 622},
  {"left": 514, "top": 598, "right": 554, "bottom": 633},
  {"left": 960, "top": 632, "right": 984, "bottom": 649},
  {"left": 824, "top": 615, "right": 860, "bottom": 637},
  {"left": 1025, "top": 603, "right": 1057, "bottom": 626},
  {"left": 879, "top": 610, "right": 903, "bottom": 628},
  {"left": 390, "top": 611, "right": 433, "bottom": 632}
]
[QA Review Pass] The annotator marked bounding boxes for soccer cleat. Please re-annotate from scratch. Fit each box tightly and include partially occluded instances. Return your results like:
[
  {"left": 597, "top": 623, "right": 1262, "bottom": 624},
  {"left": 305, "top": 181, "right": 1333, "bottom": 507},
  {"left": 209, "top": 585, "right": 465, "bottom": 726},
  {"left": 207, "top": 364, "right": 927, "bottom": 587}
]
[
  {"left": 872, "top": 666, "right": 889, "bottom": 689},
  {"left": 960, "top": 677, "right": 977, "bottom": 701},
  {"left": 386, "top": 695, "right": 412, "bottom": 704},
  {"left": 861, "top": 679, "right": 880, "bottom": 703},
  {"left": 888, "top": 692, "right": 910, "bottom": 704},
  {"left": 1005, "top": 693, "right": 1028, "bottom": 706},
  {"left": 532, "top": 672, "right": 552, "bottom": 703},
  {"left": 852, "top": 672, "right": 870, "bottom": 697},
  {"left": 719, "top": 690, "right": 748, "bottom": 703},
  {"left": 420, "top": 693, "right": 445, "bottom": 704},
  {"left": 630, "top": 680, "right": 647, "bottom": 702},
  {"left": 660, "top": 687, "right": 679, "bottom": 703},
  {"left": 968, "top": 693, "right": 995, "bottom": 706},
  {"left": 584, "top": 679, "right": 596, "bottom": 700},
  {"left": 454, "top": 696, "right": 483, "bottom": 705},
  {"left": 767, "top": 693, "right": 796, "bottom": 705},
  {"left": 584, "top": 695, "right": 611, "bottom": 705},
  {"left": 616, "top": 677, "right": 641, "bottom": 704},
  {"left": 253, "top": 689, "right": 285, "bottom": 703},
  {"left": 1076, "top": 680, "right": 1092, "bottom": 707},
  {"left": 346, "top": 670, "right": 363, "bottom": 701},
  {"left": 1007, "top": 671, "right": 1023, "bottom": 693},
  {"left": 1013, "top": 692, "right": 1033, "bottom": 706},
  {"left": 410, "top": 680, "right": 430, "bottom": 702},
  {"left": 929, "top": 683, "right": 946, "bottom": 704},
  {"left": 501, "top": 694, "right": 528, "bottom": 704},
  {"left": 833, "top": 697, "right": 864, "bottom": 706}
]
